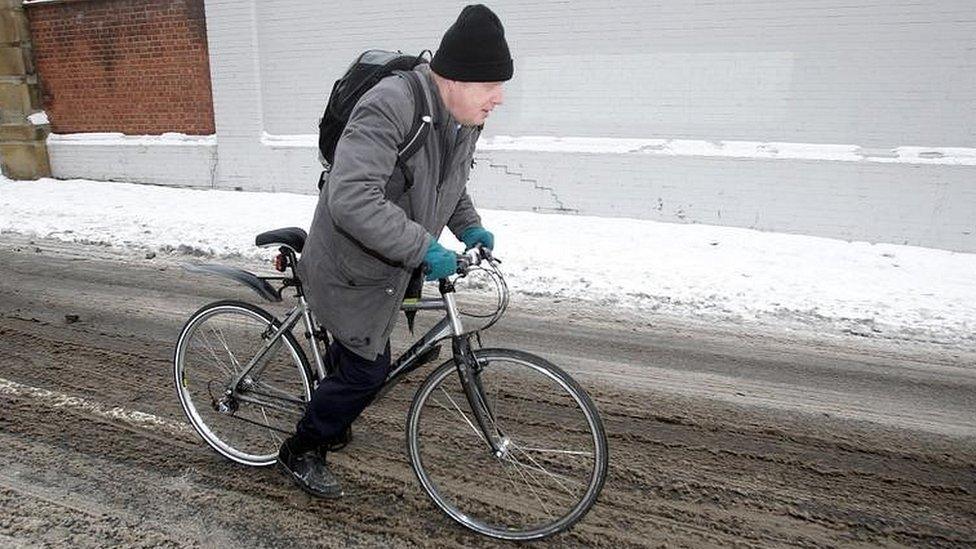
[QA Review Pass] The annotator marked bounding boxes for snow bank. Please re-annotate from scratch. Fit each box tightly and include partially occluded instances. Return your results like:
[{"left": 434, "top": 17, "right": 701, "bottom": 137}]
[{"left": 1, "top": 177, "right": 973, "bottom": 346}]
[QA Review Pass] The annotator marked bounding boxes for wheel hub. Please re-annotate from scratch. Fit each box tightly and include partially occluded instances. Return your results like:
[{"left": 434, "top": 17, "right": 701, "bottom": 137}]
[
  {"left": 494, "top": 436, "right": 512, "bottom": 459},
  {"left": 214, "top": 394, "right": 239, "bottom": 414}
]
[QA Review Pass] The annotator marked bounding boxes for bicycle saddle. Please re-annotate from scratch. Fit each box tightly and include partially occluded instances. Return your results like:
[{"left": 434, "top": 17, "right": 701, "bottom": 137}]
[{"left": 255, "top": 227, "right": 307, "bottom": 253}]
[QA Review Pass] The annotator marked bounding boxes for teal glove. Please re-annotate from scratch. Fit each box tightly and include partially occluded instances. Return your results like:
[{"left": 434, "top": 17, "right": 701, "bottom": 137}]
[
  {"left": 460, "top": 226, "right": 494, "bottom": 251},
  {"left": 423, "top": 237, "right": 457, "bottom": 281}
]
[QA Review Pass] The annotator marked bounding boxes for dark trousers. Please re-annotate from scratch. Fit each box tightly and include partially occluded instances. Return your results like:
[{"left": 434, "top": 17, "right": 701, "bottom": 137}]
[{"left": 296, "top": 339, "right": 392, "bottom": 444}]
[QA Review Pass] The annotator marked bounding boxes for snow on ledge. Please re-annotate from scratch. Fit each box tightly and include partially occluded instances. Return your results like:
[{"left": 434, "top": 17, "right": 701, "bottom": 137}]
[
  {"left": 47, "top": 133, "right": 216, "bottom": 147},
  {"left": 479, "top": 136, "right": 976, "bottom": 166},
  {"left": 261, "top": 132, "right": 317, "bottom": 148},
  {"left": 49, "top": 132, "right": 976, "bottom": 166},
  {"left": 256, "top": 133, "right": 976, "bottom": 166},
  {"left": 28, "top": 111, "right": 49, "bottom": 126}
]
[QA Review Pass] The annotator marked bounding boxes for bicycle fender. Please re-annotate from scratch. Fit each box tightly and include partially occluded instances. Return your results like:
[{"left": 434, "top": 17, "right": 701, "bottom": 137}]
[{"left": 181, "top": 263, "right": 282, "bottom": 303}]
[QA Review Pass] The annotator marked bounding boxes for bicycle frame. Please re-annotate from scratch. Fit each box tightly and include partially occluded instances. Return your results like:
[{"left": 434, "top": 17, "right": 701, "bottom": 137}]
[{"left": 225, "top": 277, "right": 505, "bottom": 454}]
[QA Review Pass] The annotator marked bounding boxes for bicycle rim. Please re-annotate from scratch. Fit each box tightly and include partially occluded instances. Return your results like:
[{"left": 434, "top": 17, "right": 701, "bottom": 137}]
[
  {"left": 407, "top": 348, "right": 608, "bottom": 540},
  {"left": 174, "top": 301, "right": 312, "bottom": 466}
]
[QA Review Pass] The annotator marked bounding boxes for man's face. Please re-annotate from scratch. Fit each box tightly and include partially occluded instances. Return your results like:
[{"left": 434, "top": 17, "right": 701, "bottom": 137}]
[{"left": 446, "top": 81, "right": 505, "bottom": 126}]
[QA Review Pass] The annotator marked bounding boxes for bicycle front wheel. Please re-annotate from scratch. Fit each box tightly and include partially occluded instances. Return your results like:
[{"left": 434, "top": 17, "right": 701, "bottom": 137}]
[
  {"left": 406, "top": 348, "right": 608, "bottom": 540},
  {"left": 174, "top": 300, "right": 313, "bottom": 467}
]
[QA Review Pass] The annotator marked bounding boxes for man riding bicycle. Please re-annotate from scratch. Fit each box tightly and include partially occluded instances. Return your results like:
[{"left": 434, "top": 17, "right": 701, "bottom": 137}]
[{"left": 279, "top": 4, "right": 514, "bottom": 497}]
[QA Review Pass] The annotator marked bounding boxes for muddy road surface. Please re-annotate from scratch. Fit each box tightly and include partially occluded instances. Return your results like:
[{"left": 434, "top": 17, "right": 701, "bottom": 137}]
[{"left": 1, "top": 236, "right": 974, "bottom": 548}]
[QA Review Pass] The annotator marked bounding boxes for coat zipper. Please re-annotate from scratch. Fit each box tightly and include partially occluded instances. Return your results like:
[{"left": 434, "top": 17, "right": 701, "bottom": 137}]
[{"left": 432, "top": 124, "right": 455, "bottom": 225}]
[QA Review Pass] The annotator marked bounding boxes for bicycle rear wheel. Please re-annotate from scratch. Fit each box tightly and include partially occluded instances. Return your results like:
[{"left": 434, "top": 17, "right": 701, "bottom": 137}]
[
  {"left": 406, "top": 348, "right": 608, "bottom": 540},
  {"left": 174, "top": 300, "right": 313, "bottom": 466}
]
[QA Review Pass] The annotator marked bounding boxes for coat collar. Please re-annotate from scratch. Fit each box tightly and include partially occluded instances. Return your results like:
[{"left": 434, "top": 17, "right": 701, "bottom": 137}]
[{"left": 416, "top": 64, "right": 460, "bottom": 133}]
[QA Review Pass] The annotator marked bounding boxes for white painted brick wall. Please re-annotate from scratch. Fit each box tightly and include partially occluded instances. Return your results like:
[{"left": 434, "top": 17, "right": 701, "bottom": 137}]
[
  {"left": 48, "top": 139, "right": 216, "bottom": 188},
  {"left": 467, "top": 152, "right": 976, "bottom": 250},
  {"left": 254, "top": 0, "right": 976, "bottom": 146},
  {"left": 56, "top": 0, "right": 976, "bottom": 251}
]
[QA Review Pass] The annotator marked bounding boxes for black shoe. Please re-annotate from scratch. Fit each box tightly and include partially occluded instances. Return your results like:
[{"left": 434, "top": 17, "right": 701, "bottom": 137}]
[{"left": 278, "top": 436, "right": 342, "bottom": 498}]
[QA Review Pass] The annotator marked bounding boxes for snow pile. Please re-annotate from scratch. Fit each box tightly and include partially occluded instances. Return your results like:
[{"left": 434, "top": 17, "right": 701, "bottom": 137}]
[{"left": 1, "top": 177, "right": 973, "bottom": 346}]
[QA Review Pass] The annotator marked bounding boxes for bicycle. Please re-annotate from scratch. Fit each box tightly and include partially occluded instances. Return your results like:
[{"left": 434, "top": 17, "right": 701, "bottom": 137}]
[{"left": 173, "top": 227, "right": 608, "bottom": 541}]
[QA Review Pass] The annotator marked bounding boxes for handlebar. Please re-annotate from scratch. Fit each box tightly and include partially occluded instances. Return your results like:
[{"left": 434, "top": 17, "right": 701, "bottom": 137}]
[{"left": 455, "top": 244, "right": 500, "bottom": 277}]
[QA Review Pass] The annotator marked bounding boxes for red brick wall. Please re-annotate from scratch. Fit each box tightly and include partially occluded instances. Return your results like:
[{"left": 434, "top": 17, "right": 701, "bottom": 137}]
[{"left": 27, "top": 0, "right": 215, "bottom": 135}]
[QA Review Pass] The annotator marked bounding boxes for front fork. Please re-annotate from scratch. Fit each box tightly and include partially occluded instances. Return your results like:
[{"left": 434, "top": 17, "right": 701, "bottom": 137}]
[
  {"left": 452, "top": 334, "right": 509, "bottom": 458},
  {"left": 440, "top": 277, "right": 508, "bottom": 456}
]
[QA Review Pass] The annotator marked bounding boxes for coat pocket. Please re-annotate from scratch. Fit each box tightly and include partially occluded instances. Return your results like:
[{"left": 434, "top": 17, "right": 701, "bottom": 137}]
[
  {"left": 333, "top": 232, "right": 400, "bottom": 285},
  {"left": 319, "top": 266, "right": 393, "bottom": 352}
]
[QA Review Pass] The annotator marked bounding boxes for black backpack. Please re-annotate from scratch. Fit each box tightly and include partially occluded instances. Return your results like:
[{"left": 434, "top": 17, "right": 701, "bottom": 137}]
[{"left": 317, "top": 50, "right": 432, "bottom": 191}]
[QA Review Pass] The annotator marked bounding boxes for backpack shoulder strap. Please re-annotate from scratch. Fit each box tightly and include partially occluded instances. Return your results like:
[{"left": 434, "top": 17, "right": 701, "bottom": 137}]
[{"left": 395, "top": 70, "right": 432, "bottom": 192}]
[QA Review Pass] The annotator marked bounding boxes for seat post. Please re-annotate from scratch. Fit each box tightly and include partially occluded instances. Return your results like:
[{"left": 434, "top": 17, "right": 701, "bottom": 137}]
[{"left": 281, "top": 247, "right": 303, "bottom": 297}]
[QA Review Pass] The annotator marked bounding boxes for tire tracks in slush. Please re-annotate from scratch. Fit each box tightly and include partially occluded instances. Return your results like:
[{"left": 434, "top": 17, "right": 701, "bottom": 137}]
[{"left": 1, "top": 238, "right": 975, "bottom": 547}]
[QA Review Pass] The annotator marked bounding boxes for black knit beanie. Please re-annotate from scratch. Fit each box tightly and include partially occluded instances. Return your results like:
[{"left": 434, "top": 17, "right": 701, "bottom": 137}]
[{"left": 431, "top": 4, "right": 513, "bottom": 82}]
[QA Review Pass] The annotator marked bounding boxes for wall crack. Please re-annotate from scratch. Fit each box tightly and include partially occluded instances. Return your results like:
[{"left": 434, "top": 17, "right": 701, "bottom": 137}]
[{"left": 480, "top": 154, "right": 578, "bottom": 214}]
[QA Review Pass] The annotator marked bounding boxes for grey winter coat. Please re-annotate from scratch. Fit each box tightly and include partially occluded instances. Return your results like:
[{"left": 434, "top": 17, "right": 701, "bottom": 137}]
[{"left": 298, "top": 64, "right": 482, "bottom": 360}]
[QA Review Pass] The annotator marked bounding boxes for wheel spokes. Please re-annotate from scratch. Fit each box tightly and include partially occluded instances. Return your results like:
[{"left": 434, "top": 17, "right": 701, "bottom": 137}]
[
  {"left": 177, "top": 305, "right": 311, "bottom": 466},
  {"left": 431, "top": 387, "right": 488, "bottom": 444},
  {"left": 411, "top": 353, "right": 605, "bottom": 539}
]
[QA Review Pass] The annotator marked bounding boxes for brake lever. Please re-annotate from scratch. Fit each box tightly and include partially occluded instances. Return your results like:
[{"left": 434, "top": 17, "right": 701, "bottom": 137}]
[
  {"left": 476, "top": 245, "right": 501, "bottom": 265},
  {"left": 455, "top": 254, "right": 472, "bottom": 278},
  {"left": 455, "top": 245, "right": 501, "bottom": 278}
]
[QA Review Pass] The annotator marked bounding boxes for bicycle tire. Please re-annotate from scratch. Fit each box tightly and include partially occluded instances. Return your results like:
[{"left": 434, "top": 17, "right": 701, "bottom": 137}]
[
  {"left": 174, "top": 300, "right": 313, "bottom": 467},
  {"left": 406, "top": 347, "right": 608, "bottom": 540}
]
